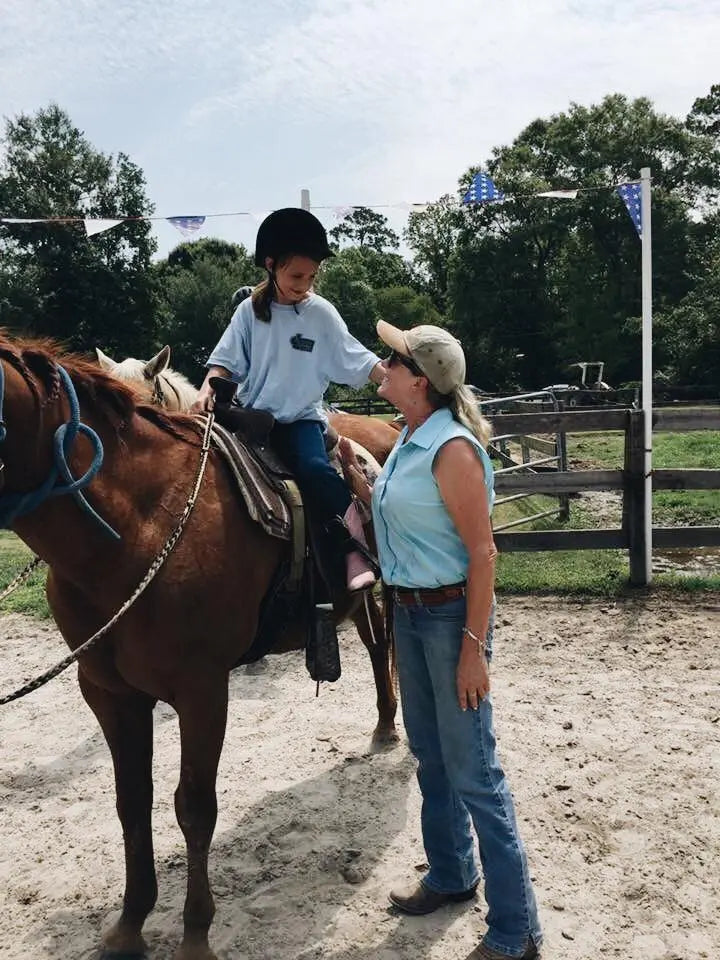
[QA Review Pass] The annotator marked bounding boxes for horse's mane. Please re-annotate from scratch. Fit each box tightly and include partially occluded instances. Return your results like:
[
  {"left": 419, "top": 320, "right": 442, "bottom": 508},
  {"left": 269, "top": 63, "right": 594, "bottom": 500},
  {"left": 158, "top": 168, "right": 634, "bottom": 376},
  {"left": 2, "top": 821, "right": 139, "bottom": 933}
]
[
  {"left": 0, "top": 333, "right": 200, "bottom": 444},
  {"left": 152, "top": 366, "right": 198, "bottom": 411}
]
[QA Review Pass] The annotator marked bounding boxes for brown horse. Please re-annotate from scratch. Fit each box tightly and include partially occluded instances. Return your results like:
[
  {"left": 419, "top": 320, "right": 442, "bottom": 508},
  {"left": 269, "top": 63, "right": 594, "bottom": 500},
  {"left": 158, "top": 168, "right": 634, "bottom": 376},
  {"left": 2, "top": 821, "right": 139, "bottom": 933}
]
[
  {"left": 95, "top": 346, "right": 400, "bottom": 466},
  {"left": 0, "top": 334, "right": 396, "bottom": 960}
]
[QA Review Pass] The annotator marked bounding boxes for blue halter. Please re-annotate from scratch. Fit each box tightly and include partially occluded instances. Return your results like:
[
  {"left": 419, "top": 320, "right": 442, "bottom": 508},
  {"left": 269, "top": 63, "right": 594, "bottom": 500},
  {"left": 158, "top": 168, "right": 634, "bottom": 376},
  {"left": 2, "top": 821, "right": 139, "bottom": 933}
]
[{"left": 0, "top": 361, "right": 120, "bottom": 540}]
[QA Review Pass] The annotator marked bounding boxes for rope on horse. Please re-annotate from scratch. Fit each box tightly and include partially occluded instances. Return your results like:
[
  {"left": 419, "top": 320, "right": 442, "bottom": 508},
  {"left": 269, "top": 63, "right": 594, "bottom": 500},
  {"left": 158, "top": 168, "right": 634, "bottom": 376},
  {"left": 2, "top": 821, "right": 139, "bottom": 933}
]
[
  {"left": 0, "top": 412, "right": 215, "bottom": 707},
  {"left": 0, "top": 365, "right": 120, "bottom": 539},
  {"left": 0, "top": 555, "right": 45, "bottom": 603}
]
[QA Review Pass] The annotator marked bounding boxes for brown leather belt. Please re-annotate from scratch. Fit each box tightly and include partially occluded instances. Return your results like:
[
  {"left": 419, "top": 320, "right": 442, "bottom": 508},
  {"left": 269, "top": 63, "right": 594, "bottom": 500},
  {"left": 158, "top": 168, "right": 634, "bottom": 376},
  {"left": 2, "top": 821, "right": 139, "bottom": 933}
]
[{"left": 391, "top": 581, "right": 466, "bottom": 607}]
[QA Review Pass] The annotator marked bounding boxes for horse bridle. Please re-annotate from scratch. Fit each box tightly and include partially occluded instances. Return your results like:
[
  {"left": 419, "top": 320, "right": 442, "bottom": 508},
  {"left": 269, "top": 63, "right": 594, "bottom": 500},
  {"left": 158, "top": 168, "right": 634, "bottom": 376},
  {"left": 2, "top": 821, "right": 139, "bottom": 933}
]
[
  {"left": 0, "top": 359, "right": 118, "bottom": 537},
  {"left": 148, "top": 373, "right": 182, "bottom": 410}
]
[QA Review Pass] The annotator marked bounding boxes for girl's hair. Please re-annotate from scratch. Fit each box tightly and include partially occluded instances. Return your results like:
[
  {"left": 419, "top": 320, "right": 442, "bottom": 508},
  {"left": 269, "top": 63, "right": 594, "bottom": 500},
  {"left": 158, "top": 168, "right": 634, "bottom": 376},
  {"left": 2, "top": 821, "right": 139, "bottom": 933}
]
[
  {"left": 251, "top": 254, "right": 293, "bottom": 322},
  {"left": 426, "top": 382, "right": 492, "bottom": 449},
  {"left": 250, "top": 277, "right": 274, "bottom": 323}
]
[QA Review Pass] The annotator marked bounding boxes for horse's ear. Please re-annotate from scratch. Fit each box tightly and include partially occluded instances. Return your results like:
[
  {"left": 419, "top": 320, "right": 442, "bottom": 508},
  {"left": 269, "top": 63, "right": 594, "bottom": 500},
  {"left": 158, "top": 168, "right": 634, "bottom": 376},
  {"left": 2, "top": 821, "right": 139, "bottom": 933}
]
[
  {"left": 95, "top": 347, "right": 117, "bottom": 371},
  {"left": 144, "top": 345, "right": 171, "bottom": 378}
]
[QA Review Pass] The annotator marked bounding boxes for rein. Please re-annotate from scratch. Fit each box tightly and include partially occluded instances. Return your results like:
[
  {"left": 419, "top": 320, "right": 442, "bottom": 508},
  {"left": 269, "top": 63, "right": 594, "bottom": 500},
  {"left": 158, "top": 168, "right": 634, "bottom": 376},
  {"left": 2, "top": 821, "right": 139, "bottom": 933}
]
[
  {"left": 0, "top": 356, "right": 216, "bottom": 706},
  {"left": 0, "top": 363, "right": 120, "bottom": 539}
]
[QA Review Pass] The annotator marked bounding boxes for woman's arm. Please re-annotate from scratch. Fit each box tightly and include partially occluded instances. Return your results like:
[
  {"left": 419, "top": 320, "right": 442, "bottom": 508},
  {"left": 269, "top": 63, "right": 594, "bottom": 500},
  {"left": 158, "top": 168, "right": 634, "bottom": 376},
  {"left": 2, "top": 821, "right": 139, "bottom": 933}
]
[
  {"left": 368, "top": 361, "right": 386, "bottom": 385},
  {"left": 434, "top": 437, "right": 497, "bottom": 711}
]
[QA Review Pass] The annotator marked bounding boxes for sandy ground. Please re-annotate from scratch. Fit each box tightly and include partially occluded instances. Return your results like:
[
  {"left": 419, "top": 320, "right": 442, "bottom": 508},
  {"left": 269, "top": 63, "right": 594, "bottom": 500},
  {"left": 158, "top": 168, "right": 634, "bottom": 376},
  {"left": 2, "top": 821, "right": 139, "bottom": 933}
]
[{"left": 1, "top": 593, "right": 718, "bottom": 960}]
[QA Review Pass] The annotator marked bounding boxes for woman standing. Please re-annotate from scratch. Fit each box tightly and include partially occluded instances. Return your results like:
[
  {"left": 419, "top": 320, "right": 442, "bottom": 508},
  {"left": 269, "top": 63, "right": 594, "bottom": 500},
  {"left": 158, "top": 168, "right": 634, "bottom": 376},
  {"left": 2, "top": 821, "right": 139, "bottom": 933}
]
[{"left": 343, "top": 321, "right": 542, "bottom": 960}]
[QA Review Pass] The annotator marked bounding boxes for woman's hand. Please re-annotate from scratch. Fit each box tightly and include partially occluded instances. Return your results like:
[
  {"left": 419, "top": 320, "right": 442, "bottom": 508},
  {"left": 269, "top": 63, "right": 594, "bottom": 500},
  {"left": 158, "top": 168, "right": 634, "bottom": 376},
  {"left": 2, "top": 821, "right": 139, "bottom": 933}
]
[
  {"left": 456, "top": 643, "right": 490, "bottom": 711},
  {"left": 338, "top": 437, "right": 374, "bottom": 505}
]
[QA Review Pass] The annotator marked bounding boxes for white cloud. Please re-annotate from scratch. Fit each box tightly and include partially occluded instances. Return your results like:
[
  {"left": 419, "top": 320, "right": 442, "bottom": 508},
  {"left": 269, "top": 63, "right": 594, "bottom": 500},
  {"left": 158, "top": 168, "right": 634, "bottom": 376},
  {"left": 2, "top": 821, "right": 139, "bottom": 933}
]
[{"left": 2, "top": 0, "right": 719, "bottom": 255}]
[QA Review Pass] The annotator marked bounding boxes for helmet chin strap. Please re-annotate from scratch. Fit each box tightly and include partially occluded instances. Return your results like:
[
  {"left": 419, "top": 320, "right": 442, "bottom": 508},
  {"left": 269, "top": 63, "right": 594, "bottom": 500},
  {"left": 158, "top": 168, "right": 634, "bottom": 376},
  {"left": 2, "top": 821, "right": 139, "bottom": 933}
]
[{"left": 268, "top": 268, "right": 303, "bottom": 312}]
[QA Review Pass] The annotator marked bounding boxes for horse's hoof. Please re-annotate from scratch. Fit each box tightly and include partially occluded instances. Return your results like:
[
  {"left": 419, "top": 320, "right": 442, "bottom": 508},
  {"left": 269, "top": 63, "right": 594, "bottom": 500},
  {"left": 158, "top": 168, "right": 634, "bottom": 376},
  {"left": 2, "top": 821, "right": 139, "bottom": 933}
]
[
  {"left": 101, "top": 922, "right": 148, "bottom": 958},
  {"left": 370, "top": 724, "right": 400, "bottom": 752},
  {"left": 97, "top": 949, "right": 147, "bottom": 960},
  {"left": 173, "top": 945, "right": 218, "bottom": 960},
  {"left": 244, "top": 657, "right": 269, "bottom": 675}
]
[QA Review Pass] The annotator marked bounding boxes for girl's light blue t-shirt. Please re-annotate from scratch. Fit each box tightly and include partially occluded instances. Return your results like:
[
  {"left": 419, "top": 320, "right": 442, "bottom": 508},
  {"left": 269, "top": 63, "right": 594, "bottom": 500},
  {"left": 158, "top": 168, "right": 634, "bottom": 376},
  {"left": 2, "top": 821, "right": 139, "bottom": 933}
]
[
  {"left": 206, "top": 294, "right": 380, "bottom": 423},
  {"left": 371, "top": 408, "right": 495, "bottom": 588}
]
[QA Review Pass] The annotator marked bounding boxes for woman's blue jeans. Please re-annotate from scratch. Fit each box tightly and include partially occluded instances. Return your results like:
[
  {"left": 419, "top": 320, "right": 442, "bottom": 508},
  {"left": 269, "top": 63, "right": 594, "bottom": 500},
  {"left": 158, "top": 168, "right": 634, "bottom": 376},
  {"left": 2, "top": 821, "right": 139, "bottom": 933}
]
[{"left": 393, "top": 595, "right": 542, "bottom": 956}]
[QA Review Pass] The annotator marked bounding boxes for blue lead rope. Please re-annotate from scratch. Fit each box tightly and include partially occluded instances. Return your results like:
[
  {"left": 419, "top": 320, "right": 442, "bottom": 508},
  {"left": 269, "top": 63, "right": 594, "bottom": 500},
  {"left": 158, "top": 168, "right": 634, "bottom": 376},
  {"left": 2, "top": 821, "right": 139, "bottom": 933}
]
[{"left": 0, "top": 363, "right": 120, "bottom": 540}]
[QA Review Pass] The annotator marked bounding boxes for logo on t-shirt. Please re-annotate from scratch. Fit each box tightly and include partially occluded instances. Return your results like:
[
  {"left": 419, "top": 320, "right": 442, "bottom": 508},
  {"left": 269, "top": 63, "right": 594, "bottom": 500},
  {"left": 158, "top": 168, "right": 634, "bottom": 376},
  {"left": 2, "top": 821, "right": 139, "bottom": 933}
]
[{"left": 290, "top": 333, "right": 315, "bottom": 353}]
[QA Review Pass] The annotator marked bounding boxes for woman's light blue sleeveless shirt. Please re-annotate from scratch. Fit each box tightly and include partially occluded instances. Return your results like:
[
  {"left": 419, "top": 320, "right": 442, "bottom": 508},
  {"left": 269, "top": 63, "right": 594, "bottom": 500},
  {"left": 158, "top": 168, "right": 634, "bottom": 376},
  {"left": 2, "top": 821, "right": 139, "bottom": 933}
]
[{"left": 371, "top": 408, "right": 494, "bottom": 589}]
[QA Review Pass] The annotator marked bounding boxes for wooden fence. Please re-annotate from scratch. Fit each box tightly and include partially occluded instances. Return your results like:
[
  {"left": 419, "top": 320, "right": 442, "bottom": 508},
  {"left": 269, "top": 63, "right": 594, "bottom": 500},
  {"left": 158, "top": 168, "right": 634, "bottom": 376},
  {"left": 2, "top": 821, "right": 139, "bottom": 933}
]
[{"left": 488, "top": 407, "right": 720, "bottom": 585}]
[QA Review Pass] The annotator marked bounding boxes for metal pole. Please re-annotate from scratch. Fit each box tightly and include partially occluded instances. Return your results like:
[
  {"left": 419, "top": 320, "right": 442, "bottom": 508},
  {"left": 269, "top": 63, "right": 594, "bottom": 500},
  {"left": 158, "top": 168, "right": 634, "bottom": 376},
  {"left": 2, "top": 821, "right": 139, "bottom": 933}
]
[
  {"left": 640, "top": 167, "right": 653, "bottom": 584},
  {"left": 300, "top": 189, "right": 310, "bottom": 211}
]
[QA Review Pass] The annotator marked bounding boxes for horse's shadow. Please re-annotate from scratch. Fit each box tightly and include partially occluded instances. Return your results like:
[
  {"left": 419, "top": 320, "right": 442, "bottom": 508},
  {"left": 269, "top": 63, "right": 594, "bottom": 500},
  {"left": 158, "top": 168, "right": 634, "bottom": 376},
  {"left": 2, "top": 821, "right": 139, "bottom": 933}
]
[{"left": 31, "top": 745, "right": 465, "bottom": 960}]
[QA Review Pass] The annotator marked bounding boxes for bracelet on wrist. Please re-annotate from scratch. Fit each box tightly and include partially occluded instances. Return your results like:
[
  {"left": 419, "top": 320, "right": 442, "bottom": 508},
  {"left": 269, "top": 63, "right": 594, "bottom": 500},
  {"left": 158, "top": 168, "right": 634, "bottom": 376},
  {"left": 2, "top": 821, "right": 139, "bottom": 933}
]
[{"left": 462, "top": 626, "right": 485, "bottom": 648}]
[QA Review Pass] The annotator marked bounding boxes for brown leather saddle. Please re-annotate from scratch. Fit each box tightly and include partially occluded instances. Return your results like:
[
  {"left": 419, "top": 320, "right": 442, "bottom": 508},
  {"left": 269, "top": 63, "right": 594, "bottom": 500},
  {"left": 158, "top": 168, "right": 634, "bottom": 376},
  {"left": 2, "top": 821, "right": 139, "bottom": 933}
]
[{"left": 203, "top": 378, "right": 371, "bottom": 674}]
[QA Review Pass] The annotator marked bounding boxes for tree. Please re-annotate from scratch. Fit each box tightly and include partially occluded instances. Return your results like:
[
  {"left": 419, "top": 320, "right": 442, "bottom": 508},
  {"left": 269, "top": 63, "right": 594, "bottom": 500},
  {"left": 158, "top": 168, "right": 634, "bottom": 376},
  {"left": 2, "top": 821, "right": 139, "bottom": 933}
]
[
  {"left": 375, "top": 286, "right": 443, "bottom": 331},
  {"left": 315, "top": 250, "right": 379, "bottom": 350},
  {"left": 329, "top": 207, "right": 399, "bottom": 252},
  {"left": 448, "top": 94, "right": 720, "bottom": 389},
  {"left": 404, "top": 195, "right": 460, "bottom": 310},
  {"left": 0, "top": 104, "right": 157, "bottom": 356},
  {"left": 326, "top": 245, "right": 412, "bottom": 290},
  {"left": 153, "top": 239, "right": 262, "bottom": 381},
  {"left": 687, "top": 84, "right": 720, "bottom": 137}
]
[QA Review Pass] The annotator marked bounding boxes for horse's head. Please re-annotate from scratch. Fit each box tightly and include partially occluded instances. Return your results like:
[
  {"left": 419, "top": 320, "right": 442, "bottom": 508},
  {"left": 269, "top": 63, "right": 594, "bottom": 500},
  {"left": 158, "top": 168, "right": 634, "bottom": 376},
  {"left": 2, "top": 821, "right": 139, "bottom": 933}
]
[
  {"left": 95, "top": 346, "right": 198, "bottom": 412},
  {"left": 0, "top": 336, "right": 143, "bottom": 535}
]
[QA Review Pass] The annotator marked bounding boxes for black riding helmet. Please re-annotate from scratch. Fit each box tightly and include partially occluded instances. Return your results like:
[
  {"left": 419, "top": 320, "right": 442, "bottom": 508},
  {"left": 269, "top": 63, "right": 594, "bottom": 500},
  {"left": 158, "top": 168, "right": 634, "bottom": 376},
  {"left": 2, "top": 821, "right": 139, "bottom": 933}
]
[{"left": 254, "top": 208, "right": 334, "bottom": 268}]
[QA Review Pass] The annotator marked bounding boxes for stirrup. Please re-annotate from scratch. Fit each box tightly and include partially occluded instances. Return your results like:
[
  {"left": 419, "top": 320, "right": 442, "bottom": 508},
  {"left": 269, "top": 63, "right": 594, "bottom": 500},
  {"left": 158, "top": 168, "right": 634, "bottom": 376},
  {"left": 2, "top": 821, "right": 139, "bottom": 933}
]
[{"left": 306, "top": 603, "right": 341, "bottom": 684}]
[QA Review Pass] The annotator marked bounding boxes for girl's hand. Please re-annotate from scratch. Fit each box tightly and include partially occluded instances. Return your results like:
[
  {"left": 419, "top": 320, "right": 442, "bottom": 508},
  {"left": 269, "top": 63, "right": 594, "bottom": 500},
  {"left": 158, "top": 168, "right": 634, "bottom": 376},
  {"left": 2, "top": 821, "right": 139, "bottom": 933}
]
[
  {"left": 191, "top": 386, "right": 215, "bottom": 414},
  {"left": 456, "top": 646, "right": 490, "bottom": 711},
  {"left": 339, "top": 437, "right": 374, "bottom": 504}
]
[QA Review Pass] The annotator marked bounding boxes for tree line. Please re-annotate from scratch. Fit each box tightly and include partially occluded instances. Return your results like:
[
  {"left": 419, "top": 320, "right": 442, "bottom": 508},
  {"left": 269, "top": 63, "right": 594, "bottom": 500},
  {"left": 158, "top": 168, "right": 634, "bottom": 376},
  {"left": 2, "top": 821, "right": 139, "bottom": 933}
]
[{"left": 1, "top": 92, "right": 719, "bottom": 395}]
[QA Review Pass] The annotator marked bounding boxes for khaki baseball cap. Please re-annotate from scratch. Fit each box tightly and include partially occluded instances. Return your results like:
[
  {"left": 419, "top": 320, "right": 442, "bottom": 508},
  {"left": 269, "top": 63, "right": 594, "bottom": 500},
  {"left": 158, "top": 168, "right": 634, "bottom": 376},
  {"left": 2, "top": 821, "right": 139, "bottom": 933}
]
[{"left": 377, "top": 320, "right": 466, "bottom": 394}]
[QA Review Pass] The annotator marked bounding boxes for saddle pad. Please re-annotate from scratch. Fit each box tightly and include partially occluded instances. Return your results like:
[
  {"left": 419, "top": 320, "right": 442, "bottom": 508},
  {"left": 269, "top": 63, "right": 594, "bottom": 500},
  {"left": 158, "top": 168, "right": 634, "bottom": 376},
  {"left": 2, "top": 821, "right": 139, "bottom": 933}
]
[{"left": 204, "top": 420, "right": 293, "bottom": 541}]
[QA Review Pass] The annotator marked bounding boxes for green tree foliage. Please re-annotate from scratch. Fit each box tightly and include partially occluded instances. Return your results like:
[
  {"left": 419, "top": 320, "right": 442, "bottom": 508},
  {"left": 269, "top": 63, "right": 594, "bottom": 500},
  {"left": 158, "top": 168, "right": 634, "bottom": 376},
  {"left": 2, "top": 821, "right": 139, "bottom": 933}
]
[
  {"left": 153, "top": 238, "right": 262, "bottom": 382},
  {"left": 404, "top": 194, "right": 460, "bottom": 310},
  {"left": 0, "top": 104, "right": 157, "bottom": 355},
  {"left": 449, "top": 93, "right": 720, "bottom": 390},
  {"left": 329, "top": 206, "right": 400, "bottom": 251},
  {"left": 316, "top": 248, "right": 440, "bottom": 356},
  {"left": 315, "top": 250, "right": 379, "bottom": 350}
]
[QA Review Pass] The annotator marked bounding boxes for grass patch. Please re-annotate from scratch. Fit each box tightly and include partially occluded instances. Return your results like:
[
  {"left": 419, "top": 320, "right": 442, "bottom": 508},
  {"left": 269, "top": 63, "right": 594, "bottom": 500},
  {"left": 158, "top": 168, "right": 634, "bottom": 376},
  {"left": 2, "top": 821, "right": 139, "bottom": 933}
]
[
  {"left": 494, "top": 430, "right": 720, "bottom": 593},
  {"left": 568, "top": 429, "right": 720, "bottom": 525},
  {"left": 0, "top": 531, "right": 50, "bottom": 618}
]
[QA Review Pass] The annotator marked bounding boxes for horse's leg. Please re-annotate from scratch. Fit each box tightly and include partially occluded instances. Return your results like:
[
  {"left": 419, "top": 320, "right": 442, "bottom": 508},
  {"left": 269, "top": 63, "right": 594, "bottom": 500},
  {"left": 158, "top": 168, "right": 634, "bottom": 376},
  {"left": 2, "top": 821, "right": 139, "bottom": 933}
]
[
  {"left": 351, "top": 591, "right": 399, "bottom": 747},
  {"left": 173, "top": 674, "right": 229, "bottom": 960},
  {"left": 78, "top": 672, "right": 157, "bottom": 957}
]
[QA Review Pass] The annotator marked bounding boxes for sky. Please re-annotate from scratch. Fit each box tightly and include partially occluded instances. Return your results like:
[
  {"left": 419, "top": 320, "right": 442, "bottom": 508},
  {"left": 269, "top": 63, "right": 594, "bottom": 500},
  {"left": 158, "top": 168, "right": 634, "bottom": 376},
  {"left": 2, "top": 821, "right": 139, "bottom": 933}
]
[{"left": 1, "top": 0, "right": 719, "bottom": 259}]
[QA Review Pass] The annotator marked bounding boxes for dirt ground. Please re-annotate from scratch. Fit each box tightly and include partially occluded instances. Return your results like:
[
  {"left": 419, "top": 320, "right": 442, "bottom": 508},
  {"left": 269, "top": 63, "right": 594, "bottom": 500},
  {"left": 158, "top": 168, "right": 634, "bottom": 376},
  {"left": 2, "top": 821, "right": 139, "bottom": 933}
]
[{"left": 1, "top": 593, "right": 718, "bottom": 960}]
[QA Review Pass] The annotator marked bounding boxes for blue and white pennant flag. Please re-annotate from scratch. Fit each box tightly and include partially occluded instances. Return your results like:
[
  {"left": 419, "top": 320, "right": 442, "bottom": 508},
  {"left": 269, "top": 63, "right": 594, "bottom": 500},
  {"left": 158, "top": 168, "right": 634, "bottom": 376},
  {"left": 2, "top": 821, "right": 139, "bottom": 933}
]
[
  {"left": 462, "top": 172, "right": 505, "bottom": 205},
  {"left": 167, "top": 215, "right": 206, "bottom": 237},
  {"left": 616, "top": 183, "right": 642, "bottom": 237}
]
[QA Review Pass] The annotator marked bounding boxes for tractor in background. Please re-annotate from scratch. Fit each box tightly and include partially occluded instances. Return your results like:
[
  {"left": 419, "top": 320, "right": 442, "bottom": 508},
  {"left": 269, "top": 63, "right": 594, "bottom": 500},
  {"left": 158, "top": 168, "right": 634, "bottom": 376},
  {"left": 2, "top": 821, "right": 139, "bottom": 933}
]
[{"left": 543, "top": 362, "right": 612, "bottom": 407}]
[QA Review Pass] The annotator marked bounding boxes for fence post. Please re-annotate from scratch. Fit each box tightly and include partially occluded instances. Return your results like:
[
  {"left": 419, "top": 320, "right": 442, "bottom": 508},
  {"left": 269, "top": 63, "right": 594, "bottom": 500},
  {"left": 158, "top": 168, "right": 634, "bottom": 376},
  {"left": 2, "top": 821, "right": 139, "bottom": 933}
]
[
  {"left": 557, "top": 427, "right": 569, "bottom": 521},
  {"left": 623, "top": 408, "right": 649, "bottom": 585}
]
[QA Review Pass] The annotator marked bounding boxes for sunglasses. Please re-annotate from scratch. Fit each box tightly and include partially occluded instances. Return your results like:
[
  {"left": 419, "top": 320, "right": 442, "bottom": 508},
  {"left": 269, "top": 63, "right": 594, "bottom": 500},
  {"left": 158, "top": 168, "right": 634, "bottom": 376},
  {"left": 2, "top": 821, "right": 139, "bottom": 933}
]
[{"left": 387, "top": 349, "right": 424, "bottom": 376}]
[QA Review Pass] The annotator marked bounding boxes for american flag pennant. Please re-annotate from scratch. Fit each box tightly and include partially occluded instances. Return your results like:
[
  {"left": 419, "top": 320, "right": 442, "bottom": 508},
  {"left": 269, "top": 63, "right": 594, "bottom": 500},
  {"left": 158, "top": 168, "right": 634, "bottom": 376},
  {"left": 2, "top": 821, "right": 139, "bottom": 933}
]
[
  {"left": 462, "top": 172, "right": 505, "bottom": 205},
  {"left": 84, "top": 218, "right": 123, "bottom": 237},
  {"left": 167, "top": 215, "right": 206, "bottom": 237},
  {"left": 616, "top": 183, "right": 642, "bottom": 237},
  {"left": 333, "top": 205, "right": 352, "bottom": 220},
  {"left": 536, "top": 189, "right": 578, "bottom": 199}
]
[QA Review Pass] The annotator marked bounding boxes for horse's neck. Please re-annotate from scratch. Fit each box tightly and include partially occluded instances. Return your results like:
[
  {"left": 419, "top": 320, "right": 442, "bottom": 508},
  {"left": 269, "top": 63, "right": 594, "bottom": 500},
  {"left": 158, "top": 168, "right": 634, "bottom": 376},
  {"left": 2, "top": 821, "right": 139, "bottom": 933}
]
[{"left": 13, "top": 411, "right": 190, "bottom": 577}]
